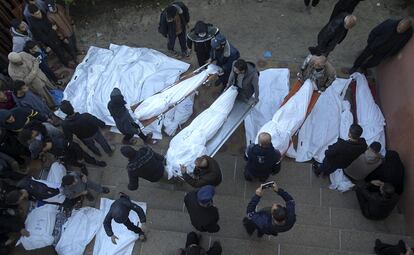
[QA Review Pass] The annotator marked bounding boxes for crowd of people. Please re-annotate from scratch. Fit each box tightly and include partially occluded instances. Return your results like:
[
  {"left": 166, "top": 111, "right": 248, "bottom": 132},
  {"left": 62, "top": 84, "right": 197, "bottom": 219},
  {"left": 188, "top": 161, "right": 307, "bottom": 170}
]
[{"left": 0, "top": 0, "right": 412, "bottom": 254}]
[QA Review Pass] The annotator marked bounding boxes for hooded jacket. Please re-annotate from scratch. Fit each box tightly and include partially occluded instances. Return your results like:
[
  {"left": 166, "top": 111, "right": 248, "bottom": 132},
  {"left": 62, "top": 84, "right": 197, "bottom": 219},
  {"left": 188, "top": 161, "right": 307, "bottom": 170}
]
[
  {"left": 126, "top": 146, "right": 165, "bottom": 190},
  {"left": 245, "top": 144, "right": 281, "bottom": 179},
  {"left": 344, "top": 149, "right": 382, "bottom": 181},
  {"left": 0, "top": 107, "right": 47, "bottom": 132},
  {"left": 226, "top": 61, "right": 260, "bottom": 100},
  {"left": 158, "top": 2, "right": 190, "bottom": 38},
  {"left": 61, "top": 112, "right": 105, "bottom": 141},
  {"left": 10, "top": 22, "right": 33, "bottom": 53},
  {"left": 324, "top": 138, "right": 367, "bottom": 169},
  {"left": 182, "top": 156, "right": 222, "bottom": 188}
]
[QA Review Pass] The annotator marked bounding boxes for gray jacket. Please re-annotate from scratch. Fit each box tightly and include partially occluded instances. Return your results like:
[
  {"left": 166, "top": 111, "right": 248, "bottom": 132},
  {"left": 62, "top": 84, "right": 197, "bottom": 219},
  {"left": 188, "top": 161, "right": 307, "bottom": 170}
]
[
  {"left": 10, "top": 22, "right": 33, "bottom": 53},
  {"left": 226, "top": 61, "right": 259, "bottom": 100}
]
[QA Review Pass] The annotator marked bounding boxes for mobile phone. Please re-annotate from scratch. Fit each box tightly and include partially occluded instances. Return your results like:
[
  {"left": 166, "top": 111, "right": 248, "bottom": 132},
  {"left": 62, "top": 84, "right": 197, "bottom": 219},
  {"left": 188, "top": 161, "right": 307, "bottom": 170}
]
[{"left": 261, "top": 181, "right": 274, "bottom": 189}]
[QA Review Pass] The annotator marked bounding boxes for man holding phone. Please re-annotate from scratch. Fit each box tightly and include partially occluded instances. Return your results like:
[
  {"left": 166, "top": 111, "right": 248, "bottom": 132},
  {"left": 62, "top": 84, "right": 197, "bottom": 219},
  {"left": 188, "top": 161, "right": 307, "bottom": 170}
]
[{"left": 243, "top": 182, "right": 296, "bottom": 237}]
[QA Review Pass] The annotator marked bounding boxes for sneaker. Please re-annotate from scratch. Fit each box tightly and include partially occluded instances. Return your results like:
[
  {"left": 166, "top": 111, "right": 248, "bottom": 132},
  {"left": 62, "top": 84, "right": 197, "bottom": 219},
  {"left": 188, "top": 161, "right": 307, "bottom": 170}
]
[
  {"left": 102, "top": 187, "right": 110, "bottom": 194},
  {"left": 95, "top": 161, "right": 107, "bottom": 167},
  {"left": 85, "top": 192, "right": 95, "bottom": 201}
]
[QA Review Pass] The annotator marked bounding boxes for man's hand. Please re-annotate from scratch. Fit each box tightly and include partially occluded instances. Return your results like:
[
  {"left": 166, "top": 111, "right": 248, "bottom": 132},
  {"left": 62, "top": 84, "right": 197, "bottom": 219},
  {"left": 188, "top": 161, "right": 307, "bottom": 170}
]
[
  {"left": 180, "top": 165, "right": 187, "bottom": 174},
  {"left": 111, "top": 235, "right": 119, "bottom": 245},
  {"left": 140, "top": 223, "right": 146, "bottom": 232},
  {"left": 52, "top": 24, "right": 58, "bottom": 30},
  {"left": 272, "top": 183, "right": 279, "bottom": 193},
  {"left": 370, "top": 180, "right": 384, "bottom": 187},
  {"left": 20, "top": 229, "right": 30, "bottom": 237},
  {"left": 81, "top": 175, "right": 88, "bottom": 183},
  {"left": 63, "top": 38, "right": 69, "bottom": 44},
  {"left": 255, "top": 186, "right": 264, "bottom": 197}
]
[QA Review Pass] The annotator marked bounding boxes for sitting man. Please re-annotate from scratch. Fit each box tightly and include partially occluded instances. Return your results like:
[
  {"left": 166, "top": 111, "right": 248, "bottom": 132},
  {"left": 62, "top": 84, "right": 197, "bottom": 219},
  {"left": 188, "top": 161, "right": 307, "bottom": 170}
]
[
  {"left": 177, "top": 232, "right": 222, "bottom": 255},
  {"left": 245, "top": 132, "right": 281, "bottom": 182},
  {"left": 180, "top": 155, "right": 222, "bottom": 188},
  {"left": 313, "top": 124, "right": 367, "bottom": 177},
  {"left": 104, "top": 193, "right": 147, "bottom": 244},
  {"left": 355, "top": 180, "right": 399, "bottom": 220},
  {"left": 61, "top": 171, "right": 109, "bottom": 202},
  {"left": 184, "top": 185, "right": 220, "bottom": 233},
  {"left": 345, "top": 141, "right": 382, "bottom": 182},
  {"left": 374, "top": 239, "right": 413, "bottom": 255},
  {"left": 225, "top": 59, "right": 259, "bottom": 102},
  {"left": 350, "top": 18, "right": 413, "bottom": 73},
  {"left": 120, "top": 145, "right": 166, "bottom": 191},
  {"left": 243, "top": 182, "right": 296, "bottom": 237},
  {"left": 298, "top": 54, "right": 336, "bottom": 92}
]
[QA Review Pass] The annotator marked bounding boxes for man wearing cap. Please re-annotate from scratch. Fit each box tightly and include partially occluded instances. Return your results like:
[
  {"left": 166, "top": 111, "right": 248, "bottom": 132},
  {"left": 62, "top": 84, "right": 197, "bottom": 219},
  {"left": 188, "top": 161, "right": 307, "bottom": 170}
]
[
  {"left": 184, "top": 185, "right": 220, "bottom": 233},
  {"left": 7, "top": 51, "right": 56, "bottom": 108},
  {"left": 187, "top": 21, "right": 219, "bottom": 66},
  {"left": 103, "top": 193, "right": 147, "bottom": 244},
  {"left": 209, "top": 33, "right": 240, "bottom": 87},
  {"left": 158, "top": 2, "right": 190, "bottom": 58}
]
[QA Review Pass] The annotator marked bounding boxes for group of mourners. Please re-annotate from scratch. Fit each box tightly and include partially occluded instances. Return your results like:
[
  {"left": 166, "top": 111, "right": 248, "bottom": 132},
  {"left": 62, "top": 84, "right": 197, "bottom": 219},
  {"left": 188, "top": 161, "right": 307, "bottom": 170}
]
[{"left": 0, "top": 0, "right": 412, "bottom": 254}]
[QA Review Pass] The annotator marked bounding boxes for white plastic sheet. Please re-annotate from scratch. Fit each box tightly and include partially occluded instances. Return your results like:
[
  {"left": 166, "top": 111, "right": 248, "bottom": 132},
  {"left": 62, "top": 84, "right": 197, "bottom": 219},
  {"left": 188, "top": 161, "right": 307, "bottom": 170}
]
[
  {"left": 17, "top": 204, "right": 58, "bottom": 250},
  {"left": 166, "top": 86, "right": 239, "bottom": 178},
  {"left": 256, "top": 79, "right": 314, "bottom": 154},
  {"left": 295, "top": 78, "right": 352, "bottom": 162},
  {"left": 329, "top": 169, "right": 355, "bottom": 192},
  {"left": 46, "top": 162, "right": 67, "bottom": 184},
  {"left": 351, "top": 72, "right": 386, "bottom": 156},
  {"left": 93, "top": 198, "right": 147, "bottom": 255},
  {"left": 244, "top": 69, "right": 290, "bottom": 147},
  {"left": 56, "top": 207, "right": 103, "bottom": 255},
  {"left": 62, "top": 44, "right": 190, "bottom": 139}
]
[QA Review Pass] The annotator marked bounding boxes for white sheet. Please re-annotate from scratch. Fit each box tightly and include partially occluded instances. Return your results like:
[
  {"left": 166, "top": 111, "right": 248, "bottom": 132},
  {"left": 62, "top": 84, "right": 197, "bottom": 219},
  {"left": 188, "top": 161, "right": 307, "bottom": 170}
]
[
  {"left": 295, "top": 78, "right": 352, "bottom": 162},
  {"left": 351, "top": 72, "right": 386, "bottom": 156},
  {"left": 329, "top": 169, "right": 355, "bottom": 192},
  {"left": 166, "top": 86, "right": 239, "bottom": 178},
  {"left": 93, "top": 198, "right": 147, "bottom": 255},
  {"left": 62, "top": 44, "right": 190, "bottom": 139},
  {"left": 56, "top": 207, "right": 103, "bottom": 255},
  {"left": 256, "top": 79, "right": 314, "bottom": 154},
  {"left": 244, "top": 69, "right": 290, "bottom": 147},
  {"left": 46, "top": 162, "right": 67, "bottom": 184},
  {"left": 17, "top": 204, "right": 58, "bottom": 250}
]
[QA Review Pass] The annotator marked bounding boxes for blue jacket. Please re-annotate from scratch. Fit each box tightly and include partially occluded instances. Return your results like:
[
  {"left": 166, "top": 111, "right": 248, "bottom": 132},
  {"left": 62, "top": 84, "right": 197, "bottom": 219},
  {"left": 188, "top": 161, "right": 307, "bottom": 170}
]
[
  {"left": 246, "top": 144, "right": 281, "bottom": 179},
  {"left": 246, "top": 188, "right": 296, "bottom": 235}
]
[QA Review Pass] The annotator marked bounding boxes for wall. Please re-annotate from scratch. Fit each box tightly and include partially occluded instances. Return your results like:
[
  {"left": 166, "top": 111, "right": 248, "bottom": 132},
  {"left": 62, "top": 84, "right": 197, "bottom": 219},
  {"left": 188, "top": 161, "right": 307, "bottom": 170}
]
[{"left": 376, "top": 36, "right": 414, "bottom": 234}]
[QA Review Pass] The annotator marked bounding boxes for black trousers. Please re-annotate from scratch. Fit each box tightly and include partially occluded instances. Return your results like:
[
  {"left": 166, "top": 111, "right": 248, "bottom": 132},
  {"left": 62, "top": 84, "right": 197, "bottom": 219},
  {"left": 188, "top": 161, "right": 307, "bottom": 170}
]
[
  {"left": 352, "top": 46, "right": 385, "bottom": 71},
  {"left": 184, "top": 232, "right": 222, "bottom": 255},
  {"left": 63, "top": 142, "right": 100, "bottom": 167},
  {"left": 39, "top": 61, "right": 58, "bottom": 83},
  {"left": 81, "top": 130, "right": 112, "bottom": 156},
  {"left": 46, "top": 39, "right": 70, "bottom": 66},
  {"left": 167, "top": 32, "right": 187, "bottom": 53},
  {"left": 195, "top": 48, "right": 210, "bottom": 67},
  {"left": 304, "top": 0, "right": 320, "bottom": 7}
]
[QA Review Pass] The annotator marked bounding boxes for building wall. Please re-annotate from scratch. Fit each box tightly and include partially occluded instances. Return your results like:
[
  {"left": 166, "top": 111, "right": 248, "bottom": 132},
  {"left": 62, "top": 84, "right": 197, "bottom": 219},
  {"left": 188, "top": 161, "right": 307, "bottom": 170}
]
[{"left": 376, "top": 36, "right": 414, "bottom": 234}]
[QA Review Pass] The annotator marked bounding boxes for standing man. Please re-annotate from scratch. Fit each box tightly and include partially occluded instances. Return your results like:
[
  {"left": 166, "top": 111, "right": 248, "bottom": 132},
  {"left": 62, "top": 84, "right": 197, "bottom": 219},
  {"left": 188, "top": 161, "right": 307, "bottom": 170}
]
[
  {"left": 225, "top": 59, "right": 259, "bottom": 102},
  {"left": 243, "top": 183, "right": 296, "bottom": 237},
  {"left": 0, "top": 107, "right": 48, "bottom": 133},
  {"left": 10, "top": 19, "right": 33, "bottom": 53},
  {"left": 187, "top": 21, "right": 219, "bottom": 66},
  {"left": 158, "top": 2, "right": 190, "bottom": 58},
  {"left": 329, "top": 0, "right": 365, "bottom": 21},
  {"left": 184, "top": 185, "right": 220, "bottom": 233},
  {"left": 103, "top": 193, "right": 147, "bottom": 244},
  {"left": 245, "top": 132, "right": 281, "bottom": 182},
  {"left": 309, "top": 13, "right": 357, "bottom": 56},
  {"left": 313, "top": 124, "right": 367, "bottom": 177},
  {"left": 23, "top": 0, "right": 47, "bottom": 25},
  {"left": 120, "top": 146, "right": 166, "bottom": 191},
  {"left": 60, "top": 100, "right": 114, "bottom": 157},
  {"left": 298, "top": 54, "right": 336, "bottom": 92},
  {"left": 180, "top": 155, "right": 222, "bottom": 188},
  {"left": 209, "top": 34, "right": 240, "bottom": 86},
  {"left": 349, "top": 18, "right": 413, "bottom": 74}
]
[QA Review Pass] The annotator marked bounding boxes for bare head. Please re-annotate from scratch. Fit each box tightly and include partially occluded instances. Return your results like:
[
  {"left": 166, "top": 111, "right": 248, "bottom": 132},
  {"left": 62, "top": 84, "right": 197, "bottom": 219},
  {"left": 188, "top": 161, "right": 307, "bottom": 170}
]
[
  {"left": 258, "top": 132, "right": 272, "bottom": 148},
  {"left": 344, "top": 15, "right": 357, "bottom": 29},
  {"left": 397, "top": 18, "right": 412, "bottom": 33},
  {"left": 195, "top": 156, "right": 209, "bottom": 169},
  {"left": 312, "top": 55, "right": 327, "bottom": 69}
]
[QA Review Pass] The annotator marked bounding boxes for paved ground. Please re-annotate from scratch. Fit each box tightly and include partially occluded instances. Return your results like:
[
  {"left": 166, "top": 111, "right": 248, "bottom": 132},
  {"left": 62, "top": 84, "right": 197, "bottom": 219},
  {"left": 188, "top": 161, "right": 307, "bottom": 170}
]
[{"left": 11, "top": 0, "right": 414, "bottom": 254}]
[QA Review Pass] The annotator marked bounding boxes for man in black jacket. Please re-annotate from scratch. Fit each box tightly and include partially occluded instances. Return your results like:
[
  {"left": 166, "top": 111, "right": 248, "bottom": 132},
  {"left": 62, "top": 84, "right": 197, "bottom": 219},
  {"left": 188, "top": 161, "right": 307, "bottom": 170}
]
[
  {"left": 355, "top": 180, "right": 399, "bottom": 220},
  {"left": 187, "top": 21, "right": 219, "bottom": 67},
  {"left": 180, "top": 155, "right": 222, "bottom": 188},
  {"left": 177, "top": 232, "right": 222, "bottom": 255},
  {"left": 0, "top": 107, "right": 48, "bottom": 133},
  {"left": 350, "top": 18, "right": 413, "bottom": 74},
  {"left": 0, "top": 128, "right": 30, "bottom": 165},
  {"left": 27, "top": 4, "right": 75, "bottom": 68},
  {"left": 329, "top": 0, "right": 365, "bottom": 21},
  {"left": 103, "top": 194, "right": 147, "bottom": 244},
  {"left": 245, "top": 132, "right": 281, "bottom": 182},
  {"left": 60, "top": 100, "right": 113, "bottom": 157},
  {"left": 184, "top": 185, "right": 220, "bottom": 233},
  {"left": 313, "top": 124, "right": 367, "bottom": 177},
  {"left": 121, "top": 146, "right": 166, "bottom": 191},
  {"left": 309, "top": 13, "right": 357, "bottom": 56},
  {"left": 158, "top": 2, "right": 190, "bottom": 58}
]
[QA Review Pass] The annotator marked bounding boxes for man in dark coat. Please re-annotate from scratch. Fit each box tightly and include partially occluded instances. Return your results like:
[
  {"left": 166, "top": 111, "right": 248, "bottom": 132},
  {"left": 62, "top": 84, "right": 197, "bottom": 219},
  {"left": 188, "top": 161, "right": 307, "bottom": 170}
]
[
  {"left": 180, "top": 155, "right": 222, "bottom": 188},
  {"left": 313, "top": 124, "right": 367, "bottom": 177},
  {"left": 209, "top": 33, "right": 240, "bottom": 86},
  {"left": 225, "top": 59, "right": 260, "bottom": 102},
  {"left": 60, "top": 100, "right": 113, "bottom": 157},
  {"left": 27, "top": 4, "right": 75, "bottom": 68},
  {"left": 107, "top": 88, "right": 152, "bottom": 145},
  {"left": 120, "top": 146, "right": 166, "bottom": 191},
  {"left": 350, "top": 18, "right": 413, "bottom": 73},
  {"left": 177, "top": 232, "right": 222, "bottom": 255},
  {"left": 187, "top": 21, "right": 219, "bottom": 66},
  {"left": 103, "top": 194, "right": 147, "bottom": 244},
  {"left": 0, "top": 128, "right": 30, "bottom": 165},
  {"left": 355, "top": 180, "right": 399, "bottom": 220},
  {"left": 158, "top": 2, "right": 190, "bottom": 57},
  {"left": 243, "top": 183, "right": 296, "bottom": 237},
  {"left": 0, "top": 107, "right": 48, "bottom": 132},
  {"left": 309, "top": 13, "right": 357, "bottom": 56},
  {"left": 329, "top": 0, "right": 365, "bottom": 21},
  {"left": 374, "top": 239, "right": 413, "bottom": 255},
  {"left": 184, "top": 185, "right": 220, "bottom": 233},
  {"left": 245, "top": 132, "right": 281, "bottom": 182}
]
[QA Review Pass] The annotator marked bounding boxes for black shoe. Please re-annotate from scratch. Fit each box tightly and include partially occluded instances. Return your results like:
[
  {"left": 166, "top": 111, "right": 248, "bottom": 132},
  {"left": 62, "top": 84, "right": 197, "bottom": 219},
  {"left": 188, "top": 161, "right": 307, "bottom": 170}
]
[
  {"left": 80, "top": 165, "right": 89, "bottom": 176},
  {"left": 85, "top": 192, "right": 95, "bottom": 201},
  {"left": 95, "top": 161, "right": 107, "bottom": 167},
  {"left": 102, "top": 187, "right": 110, "bottom": 194},
  {"left": 312, "top": 167, "right": 321, "bottom": 177}
]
